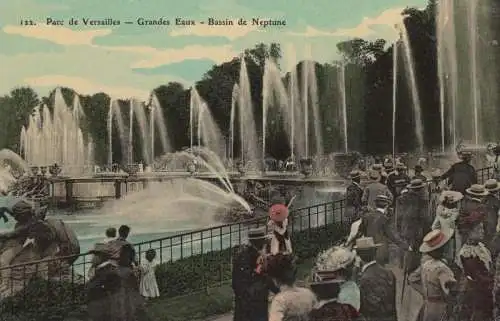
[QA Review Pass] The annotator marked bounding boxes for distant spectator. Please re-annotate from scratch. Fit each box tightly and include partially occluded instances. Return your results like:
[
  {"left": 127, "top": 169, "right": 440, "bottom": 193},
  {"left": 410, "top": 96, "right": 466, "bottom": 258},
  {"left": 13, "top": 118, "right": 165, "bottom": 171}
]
[
  {"left": 140, "top": 249, "right": 160, "bottom": 299},
  {"left": 104, "top": 227, "right": 116, "bottom": 243}
]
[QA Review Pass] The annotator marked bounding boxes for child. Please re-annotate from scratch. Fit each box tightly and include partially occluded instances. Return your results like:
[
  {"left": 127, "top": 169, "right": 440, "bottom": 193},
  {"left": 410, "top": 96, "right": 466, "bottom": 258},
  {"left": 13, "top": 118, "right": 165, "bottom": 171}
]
[{"left": 140, "top": 249, "right": 160, "bottom": 299}]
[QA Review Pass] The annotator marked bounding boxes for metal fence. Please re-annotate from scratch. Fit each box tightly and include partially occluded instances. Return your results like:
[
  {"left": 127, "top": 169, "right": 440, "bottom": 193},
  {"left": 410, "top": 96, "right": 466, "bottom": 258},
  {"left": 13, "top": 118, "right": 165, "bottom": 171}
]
[{"left": 0, "top": 166, "right": 494, "bottom": 315}]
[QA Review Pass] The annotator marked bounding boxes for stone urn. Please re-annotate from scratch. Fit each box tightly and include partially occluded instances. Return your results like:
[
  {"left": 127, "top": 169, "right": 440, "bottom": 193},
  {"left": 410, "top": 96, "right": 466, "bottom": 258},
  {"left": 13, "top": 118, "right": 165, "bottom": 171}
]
[
  {"left": 30, "top": 166, "right": 39, "bottom": 176},
  {"left": 39, "top": 166, "right": 47, "bottom": 177},
  {"left": 124, "top": 164, "right": 139, "bottom": 176},
  {"left": 49, "top": 164, "right": 62, "bottom": 177},
  {"left": 300, "top": 158, "right": 313, "bottom": 177},
  {"left": 187, "top": 162, "right": 196, "bottom": 175},
  {"left": 236, "top": 161, "right": 246, "bottom": 176}
]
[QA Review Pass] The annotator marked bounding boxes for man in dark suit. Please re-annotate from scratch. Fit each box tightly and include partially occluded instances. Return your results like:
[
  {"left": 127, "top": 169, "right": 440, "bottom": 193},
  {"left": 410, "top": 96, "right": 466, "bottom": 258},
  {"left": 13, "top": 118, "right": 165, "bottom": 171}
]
[
  {"left": 345, "top": 170, "right": 364, "bottom": 223},
  {"left": 359, "top": 194, "right": 410, "bottom": 265},
  {"left": 356, "top": 237, "right": 397, "bottom": 321},
  {"left": 232, "top": 227, "right": 279, "bottom": 321}
]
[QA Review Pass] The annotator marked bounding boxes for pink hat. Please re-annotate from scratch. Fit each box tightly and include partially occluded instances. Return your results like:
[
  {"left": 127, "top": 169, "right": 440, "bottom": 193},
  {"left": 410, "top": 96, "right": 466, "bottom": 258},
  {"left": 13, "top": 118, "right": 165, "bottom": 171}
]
[{"left": 269, "top": 203, "right": 289, "bottom": 222}]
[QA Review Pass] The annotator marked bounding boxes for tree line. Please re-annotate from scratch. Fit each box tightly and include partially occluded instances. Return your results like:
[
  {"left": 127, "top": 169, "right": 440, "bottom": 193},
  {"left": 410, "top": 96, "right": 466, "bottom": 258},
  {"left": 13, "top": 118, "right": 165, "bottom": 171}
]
[{"left": 1, "top": 1, "right": 497, "bottom": 165}]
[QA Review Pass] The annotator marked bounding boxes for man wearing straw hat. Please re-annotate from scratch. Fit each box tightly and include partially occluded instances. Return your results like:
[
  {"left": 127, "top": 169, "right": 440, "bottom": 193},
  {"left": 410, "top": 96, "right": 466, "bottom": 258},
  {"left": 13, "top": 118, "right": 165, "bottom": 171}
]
[
  {"left": 362, "top": 170, "right": 393, "bottom": 210},
  {"left": 355, "top": 237, "right": 397, "bottom": 321},
  {"left": 408, "top": 229, "right": 457, "bottom": 321},
  {"left": 387, "top": 162, "right": 411, "bottom": 201},
  {"left": 458, "top": 184, "right": 489, "bottom": 242},
  {"left": 232, "top": 226, "right": 278, "bottom": 321}
]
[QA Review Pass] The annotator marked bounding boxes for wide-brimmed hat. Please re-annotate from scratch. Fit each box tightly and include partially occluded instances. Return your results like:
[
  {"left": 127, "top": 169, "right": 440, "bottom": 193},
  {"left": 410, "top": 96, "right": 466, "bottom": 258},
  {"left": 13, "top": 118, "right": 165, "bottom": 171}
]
[
  {"left": 269, "top": 203, "right": 289, "bottom": 222},
  {"left": 248, "top": 226, "right": 268, "bottom": 241},
  {"left": 315, "top": 246, "right": 356, "bottom": 273},
  {"left": 371, "top": 164, "right": 383, "bottom": 171},
  {"left": 375, "top": 194, "right": 391, "bottom": 204},
  {"left": 407, "top": 179, "right": 426, "bottom": 189},
  {"left": 368, "top": 170, "right": 380, "bottom": 181},
  {"left": 438, "top": 190, "right": 464, "bottom": 204},
  {"left": 466, "top": 184, "right": 489, "bottom": 197},
  {"left": 431, "top": 169, "right": 442, "bottom": 179},
  {"left": 414, "top": 164, "right": 423, "bottom": 172},
  {"left": 484, "top": 179, "right": 500, "bottom": 192},
  {"left": 353, "top": 237, "right": 382, "bottom": 249},
  {"left": 419, "top": 229, "right": 454, "bottom": 253},
  {"left": 459, "top": 151, "right": 472, "bottom": 159},
  {"left": 349, "top": 170, "right": 361, "bottom": 180},
  {"left": 384, "top": 162, "right": 394, "bottom": 171}
]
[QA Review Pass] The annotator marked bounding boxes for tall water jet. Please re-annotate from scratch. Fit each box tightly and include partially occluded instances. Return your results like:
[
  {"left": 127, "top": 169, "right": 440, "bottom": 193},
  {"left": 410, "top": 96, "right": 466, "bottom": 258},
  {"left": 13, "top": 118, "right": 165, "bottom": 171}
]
[
  {"left": 238, "top": 57, "right": 260, "bottom": 169},
  {"left": 149, "top": 103, "right": 155, "bottom": 163},
  {"left": 131, "top": 99, "right": 150, "bottom": 164},
  {"left": 399, "top": 23, "right": 424, "bottom": 152},
  {"left": 189, "top": 88, "right": 225, "bottom": 157},
  {"left": 467, "top": 0, "right": 480, "bottom": 144},
  {"left": 20, "top": 88, "right": 93, "bottom": 175},
  {"left": 229, "top": 84, "right": 239, "bottom": 165},
  {"left": 338, "top": 62, "right": 348, "bottom": 153},
  {"left": 286, "top": 45, "right": 298, "bottom": 158},
  {"left": 150, "top": 94, "right": 171, "bottom": 157},
  {"left": 128, "top": 100, "right": 134, "bottom": 164},
  {"left": 392, "top": 43, "right": 398, "bottom": 157},
  {"left": 107, "top": 100, "right": 113, "bottom": 166}
]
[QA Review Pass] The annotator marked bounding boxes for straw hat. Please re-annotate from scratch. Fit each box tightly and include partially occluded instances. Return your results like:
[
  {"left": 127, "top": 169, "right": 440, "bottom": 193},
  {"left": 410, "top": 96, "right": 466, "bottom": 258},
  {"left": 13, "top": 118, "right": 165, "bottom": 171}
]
[
  {"left": 419, "top": 229, "right": 454, "bottom": 253},
  {"left": 438, "top": 190, "right": 464, "bottom": 204},
  {"left": 372, "top": 164, "right": 383, "bottom": 171},
  {"left": 269, "top": 203, "right": 289, "bottom": 222},
  {"left": 396, "top": 162, "right": 407, "bottom": 170},
  {"left": 375, "top": 194, "right": 391, "bottom": 204},
  {"left": 349, "top": 170, "right": 361, "bottom": 180},
  {"left": 465, "top": 184, "right": 489, "bottom": 197},
  {"left": 431, "top": 169, "right": 442, "bottom": 179},
  {"left": 353, "top": 237, "right": 382, "bottom": 249},
  {"left": 407, "top": 179, "right": 426, "bottom": 189},
  {"left": 368, "top": 170, "right": 380, "bottom": 181},
  {"left": 315, "top": 246, "right": 356, "bottom": 273},
  {"left": 484, "top": 179, "right": 500, "bottom": 192}
]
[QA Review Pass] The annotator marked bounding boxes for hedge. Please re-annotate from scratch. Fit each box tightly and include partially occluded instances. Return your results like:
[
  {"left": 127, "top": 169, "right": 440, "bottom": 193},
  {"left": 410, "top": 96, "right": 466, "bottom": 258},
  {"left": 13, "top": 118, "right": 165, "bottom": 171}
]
[{"left": 0, "top": 221, "right": 348, "bottom": 320}]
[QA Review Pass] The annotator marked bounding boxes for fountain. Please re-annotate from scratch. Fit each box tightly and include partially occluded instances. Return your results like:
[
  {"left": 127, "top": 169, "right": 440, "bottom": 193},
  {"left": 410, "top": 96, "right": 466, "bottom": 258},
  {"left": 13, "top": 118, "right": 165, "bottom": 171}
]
[
  {"left": 436, "top": 0, "right": 498, "bottom": 147},
  {"left": 20, "top": 88, "right": 93, "bottom": 176},
  {"left": 338, "top": 62, "right": 348, "bottom": 153},
  {"left": 190, "top": 88, "right": 225, "bottom": 158},
  {"left": 398, "top": 23, "right": 425, "bottom": 153},
  {"left": 107, "top": 93, "right": 172, "bottom": 167}
]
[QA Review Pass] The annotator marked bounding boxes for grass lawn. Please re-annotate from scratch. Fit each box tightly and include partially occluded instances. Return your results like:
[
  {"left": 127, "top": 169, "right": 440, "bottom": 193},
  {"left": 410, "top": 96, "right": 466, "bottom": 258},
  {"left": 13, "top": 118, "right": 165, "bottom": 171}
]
[{"left": 147, "top": 257, "right": 316, "bottom": 321}]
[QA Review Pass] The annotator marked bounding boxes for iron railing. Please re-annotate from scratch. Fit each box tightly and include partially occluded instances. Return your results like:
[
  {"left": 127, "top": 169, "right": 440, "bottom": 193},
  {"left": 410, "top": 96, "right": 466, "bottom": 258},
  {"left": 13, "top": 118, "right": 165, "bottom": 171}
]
[{"left": 0, "top": 166, "right": 494, "bottom": 317}]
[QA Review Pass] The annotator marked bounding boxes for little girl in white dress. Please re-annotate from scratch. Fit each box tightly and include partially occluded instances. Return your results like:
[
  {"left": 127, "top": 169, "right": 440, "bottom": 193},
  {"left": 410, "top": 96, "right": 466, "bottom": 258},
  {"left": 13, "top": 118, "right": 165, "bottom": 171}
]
[{"left": 140, "top": 249, "right": 160, "bottom": 299}]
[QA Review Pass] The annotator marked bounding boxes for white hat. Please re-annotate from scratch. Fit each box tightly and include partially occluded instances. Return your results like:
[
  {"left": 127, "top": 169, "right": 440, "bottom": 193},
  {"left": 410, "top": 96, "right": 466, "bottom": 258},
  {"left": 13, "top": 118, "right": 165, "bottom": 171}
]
[{"left": 315, "top": 246, "right": 356, "bottom": 273}]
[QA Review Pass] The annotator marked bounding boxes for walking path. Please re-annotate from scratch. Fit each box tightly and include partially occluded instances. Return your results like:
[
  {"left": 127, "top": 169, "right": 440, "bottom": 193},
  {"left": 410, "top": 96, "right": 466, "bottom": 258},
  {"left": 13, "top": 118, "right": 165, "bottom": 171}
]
[{"left": 205, "top": 262, "right": 422, "bottom": 321}]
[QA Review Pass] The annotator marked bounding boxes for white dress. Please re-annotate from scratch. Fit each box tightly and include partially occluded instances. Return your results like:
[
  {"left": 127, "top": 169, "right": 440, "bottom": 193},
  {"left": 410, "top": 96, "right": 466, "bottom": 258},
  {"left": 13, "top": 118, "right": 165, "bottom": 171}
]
[{"left": 140, "top": 261, "right": 160, "bottom": 298}]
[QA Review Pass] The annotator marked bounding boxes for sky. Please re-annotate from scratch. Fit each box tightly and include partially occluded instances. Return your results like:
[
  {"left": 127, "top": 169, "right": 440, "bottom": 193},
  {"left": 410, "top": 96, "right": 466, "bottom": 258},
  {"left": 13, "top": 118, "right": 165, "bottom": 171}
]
[{"left": 0, "top": 0, "right": 427, "bottom": 101}]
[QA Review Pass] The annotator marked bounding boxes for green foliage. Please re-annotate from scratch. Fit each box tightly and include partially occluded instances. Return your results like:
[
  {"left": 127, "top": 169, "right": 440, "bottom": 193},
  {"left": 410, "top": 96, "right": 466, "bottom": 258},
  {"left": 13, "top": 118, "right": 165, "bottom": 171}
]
[{"left": 0, "top": 278, "right": 86, "bottom": 321}]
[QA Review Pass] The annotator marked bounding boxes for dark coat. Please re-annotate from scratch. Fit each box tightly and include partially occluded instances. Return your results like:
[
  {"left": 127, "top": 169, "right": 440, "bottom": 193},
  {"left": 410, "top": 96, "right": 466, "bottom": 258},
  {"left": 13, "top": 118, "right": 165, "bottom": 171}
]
[
  {"left": 457, "top": 255, "right": 494, "bottom": 321},
  {"left": 359, "top": 263, "right": 397, "bottom": 321},
  {"left": 345, "top": 182, "right": 364, "bottom": 222},
  {"left": 396, "top": 190, "right": 429, "bottom": 248},
  {"left": 309, "top": 301, "right": 363, "bottom": 321},
  {"left": 441, "top": 161, "right": 477, "bottom": 194},
  {"left": 483, "top": 194, "right": 500, "bottom": 245},
  {"left": 359, "top": 209, "right": 409, "bottom": 265},
  {"left": 232, "top": 244, "right": 278, "bottom": 321},
  {"left": 386, "top": 172, "right": 411, "bottom": 199},
  {"left": 457, "top": 198, "right": 488, "bottom": 240},
  {"left": 86, "top": 263, "right": 145, "bottom": 321}
]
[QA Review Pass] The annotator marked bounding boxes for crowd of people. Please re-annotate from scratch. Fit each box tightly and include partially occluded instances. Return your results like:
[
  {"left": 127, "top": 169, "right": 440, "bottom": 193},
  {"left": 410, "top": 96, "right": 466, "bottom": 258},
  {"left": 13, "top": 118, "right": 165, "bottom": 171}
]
[{"left": 232, "top": 150, "right": 500, "bottom": 321}]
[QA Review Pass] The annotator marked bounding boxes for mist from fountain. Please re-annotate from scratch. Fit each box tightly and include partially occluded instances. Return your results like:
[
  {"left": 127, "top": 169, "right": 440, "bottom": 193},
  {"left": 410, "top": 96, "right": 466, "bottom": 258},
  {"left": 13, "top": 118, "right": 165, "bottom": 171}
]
[
  {"left": 436, "top": 0, "right": 498, "bottom": 147},
  {"left": 0, "top": 149, "right": 29, "bottom": 193},
  {"left": 20, "top": 88, "right": 93, "bottom": 176},
  {"left": 399, "top": 24, "right": 424, "bottom": 152}
]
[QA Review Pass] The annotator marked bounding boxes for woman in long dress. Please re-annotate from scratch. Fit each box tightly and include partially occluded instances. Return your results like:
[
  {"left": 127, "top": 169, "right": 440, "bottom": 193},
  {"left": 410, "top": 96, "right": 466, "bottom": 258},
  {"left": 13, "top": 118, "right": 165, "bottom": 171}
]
[{"left": 140, "top": 249, "right": 160, "bottom": 299}]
